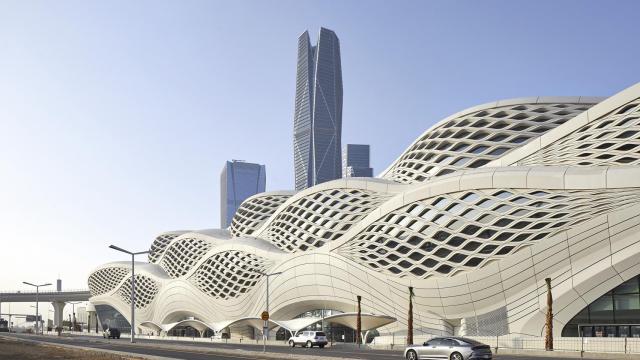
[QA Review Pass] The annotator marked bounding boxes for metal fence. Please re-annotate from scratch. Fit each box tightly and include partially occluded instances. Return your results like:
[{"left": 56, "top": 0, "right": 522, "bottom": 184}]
[{"left": 370, "top": 334, "right": 640, "bottom": 354}]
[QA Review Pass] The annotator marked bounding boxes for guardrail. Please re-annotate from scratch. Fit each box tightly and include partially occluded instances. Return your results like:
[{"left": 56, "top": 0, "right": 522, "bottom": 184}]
[
  {"left": 0, "top": 289, "right": 90, "bottom": 295},
  {"left": 371, "top": 334, "right": 640, "bottom": 355}
]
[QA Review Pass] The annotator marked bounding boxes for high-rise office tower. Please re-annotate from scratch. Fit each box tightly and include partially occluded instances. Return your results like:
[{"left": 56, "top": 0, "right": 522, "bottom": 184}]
[
  {"left": 343, "top": 144, "right": 373, "bottom": 177},
  {"left": 293, "top": 27, "right": 343, "bottom": 190},
  {"left": 220, "top": 160, "right": 266, "bottom": 228}
]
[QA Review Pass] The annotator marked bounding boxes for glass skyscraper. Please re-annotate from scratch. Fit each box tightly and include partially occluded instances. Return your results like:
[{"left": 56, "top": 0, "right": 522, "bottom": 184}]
[
  {"left": 343, "top": 144, "right": 373, "bottom": 177},
  {"left": 293, "top": 27, "right": 343, "bottom": 190},
  {"left": 220, "top": 160, "right": 266, "bottom": 228}
]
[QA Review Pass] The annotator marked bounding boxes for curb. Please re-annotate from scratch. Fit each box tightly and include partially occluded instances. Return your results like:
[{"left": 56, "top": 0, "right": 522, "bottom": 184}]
[
  {"left": 0, "top": 335, "right": 171, "bottom": 360},
  {"left": 1, "top": 334, "right": 364, "bottom": 360}
]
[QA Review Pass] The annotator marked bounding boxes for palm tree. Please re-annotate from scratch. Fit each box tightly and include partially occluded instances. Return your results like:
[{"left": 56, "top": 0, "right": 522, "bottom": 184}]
[
  {"left": 545, "top": 277, "right": 553, "bottom": 351},
  {"left": 356, "top": 295, "right": 362, "bottom": 345},
  {"left": 407, "top": 286, "right": 414, "bottom": 345}
]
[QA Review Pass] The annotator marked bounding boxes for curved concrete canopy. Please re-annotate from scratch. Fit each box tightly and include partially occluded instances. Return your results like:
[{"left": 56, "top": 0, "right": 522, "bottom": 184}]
[
  {"left": 324, "top": 313, "right": 396, "bottom": 331},
  {"left": 272, "top": 317, "right": 322, "bottom": 333},
  {"left": 211, "top": 317, "right": 279, "bottom": 333},
  {"left": 139, "top": 321, "right": 162, "bottom": 332},
  {"left": 162, "top": 319, "right": 211, "bottom": 333},
  {"left": 273, "top": 313, "right": 396, "bottom": 333}
]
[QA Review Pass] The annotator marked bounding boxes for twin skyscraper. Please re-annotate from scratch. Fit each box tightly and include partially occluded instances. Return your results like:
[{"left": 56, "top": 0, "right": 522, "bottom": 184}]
[{"left": 221, "top": 28, "right": 372, "bottom": 226}]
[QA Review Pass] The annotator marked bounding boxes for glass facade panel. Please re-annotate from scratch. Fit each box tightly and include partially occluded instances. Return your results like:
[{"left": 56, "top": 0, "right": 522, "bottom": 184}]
[
  {"left": 562, "top": 275, "right": 640, "bottom": 337},
  {"left": 220, "top": 161, "right": 266, "bottom": 227},
  {"left": 619, "top": 326, "right": 630, "bottom": 337},
  {"left": 605, "top": 326, "right": 617, "bottom": 337},
  {"left": 293, "top": 28, "right": 343, "bottom": 190},
  {"left": 579, "top": 326, "right": 593, "bottom": 337},
  {"left": 589, "top": 296, "right": 614, "bottom": 324},
  {"left": 94, "top": 304, "right": 131, "bottom": 334},
  {"left": 615, "top": 277, "right": 639, "bottom": 294},
  {"left": 615, "top": 294, "right": 640, "bottom": 323},
  {"left": 572, "top": 307, "right": 590, "bottom": 324}
]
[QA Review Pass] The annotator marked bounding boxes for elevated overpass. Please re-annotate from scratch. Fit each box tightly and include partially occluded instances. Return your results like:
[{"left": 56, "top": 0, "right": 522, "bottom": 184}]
[
  {"left": 0, "top": 289, "right": 90, "bottom": 302},
  {"left": 0, "top": 289, "right": 91, "bottom": 328}
]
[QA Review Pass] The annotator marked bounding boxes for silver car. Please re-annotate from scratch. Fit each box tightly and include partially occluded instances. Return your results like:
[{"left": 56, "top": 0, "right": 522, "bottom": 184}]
[{"left": 404, "top": 337, "right": 492, "bottom": 360}]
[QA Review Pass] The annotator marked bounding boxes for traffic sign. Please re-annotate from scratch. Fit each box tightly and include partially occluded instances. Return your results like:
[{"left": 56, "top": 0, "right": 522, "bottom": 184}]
[{"left": 261, "top": 311, "right": 269, "bottom": 321}]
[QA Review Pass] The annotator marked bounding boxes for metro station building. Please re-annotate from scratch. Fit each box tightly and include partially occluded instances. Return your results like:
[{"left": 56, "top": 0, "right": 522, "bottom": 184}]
[{"left": 88, "top": 82, "right": 640, "bottom": 341}]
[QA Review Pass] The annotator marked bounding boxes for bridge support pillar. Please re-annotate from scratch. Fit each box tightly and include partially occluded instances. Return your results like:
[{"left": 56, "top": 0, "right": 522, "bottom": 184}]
[
  {"left": 52, "top": 301, "right": 65, "bottom": 329},
  {"left": 86, "top": 310, "right": 97, "bottom": 333}
]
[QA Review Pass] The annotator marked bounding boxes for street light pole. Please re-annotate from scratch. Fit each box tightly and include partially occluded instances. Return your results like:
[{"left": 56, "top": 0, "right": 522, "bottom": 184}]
[
  {"left": 258, "top": 271, "right": 282, "bottom": 352},
  {"left": 68, "top": 301, "right": 81, "bottom": 332},
  {"left": 109, "top": 244, "right": 149, "bottom": 344},
  {"left": 22, "top": 281, "right": 51, "bottom": 335}
]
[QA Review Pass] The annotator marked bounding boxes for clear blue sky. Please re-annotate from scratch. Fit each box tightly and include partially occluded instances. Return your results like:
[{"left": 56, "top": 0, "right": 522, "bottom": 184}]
[{"left": 1, "top": 0, "right": 639, "bottom": 318}]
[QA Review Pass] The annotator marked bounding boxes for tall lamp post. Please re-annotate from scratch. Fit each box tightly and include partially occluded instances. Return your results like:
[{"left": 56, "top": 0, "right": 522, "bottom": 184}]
[
  {"left": 68, "top": 301, "right": 82, "bottom": 332},
  {"left": 29, "top": 305, "right": 52, "bottom": 332},
  {"left": 22, "top": 281, "right": 51, "bottom": 335},
  {"left": 108, "top": 245, "right": 149, "bottom": 343},
  {"left": 258, "top": 271, "right": 282, "bottom": 352}
]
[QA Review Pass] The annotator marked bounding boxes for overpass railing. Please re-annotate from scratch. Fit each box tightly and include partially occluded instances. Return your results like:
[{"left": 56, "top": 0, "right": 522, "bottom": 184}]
[{"left": 0, "top": 289, "right": 90, "bottom": 295}]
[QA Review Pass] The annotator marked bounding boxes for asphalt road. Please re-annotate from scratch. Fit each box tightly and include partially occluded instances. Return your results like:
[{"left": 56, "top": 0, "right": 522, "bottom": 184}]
[{"left": 1, "top": 333, "right": 608, "bottom": 360}]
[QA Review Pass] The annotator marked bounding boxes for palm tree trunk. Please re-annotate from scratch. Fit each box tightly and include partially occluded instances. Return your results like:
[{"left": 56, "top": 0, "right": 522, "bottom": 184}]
[
  {"left": 545, "top": 277, "right": 553, "bottom": 351},
  {"left": 356, "top": 295, "right": 362, "bottom": 345},
  {"left": 408, "top": 286, "right": 414, "bottom": 345}
]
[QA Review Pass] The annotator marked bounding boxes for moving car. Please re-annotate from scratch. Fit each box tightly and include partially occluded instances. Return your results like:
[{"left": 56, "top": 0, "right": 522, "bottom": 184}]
[
  {"left": 404, "top": 337, "right": 492, "bottom": 360},
  {"left": 288, "top": 331, "right": 328, "bottom": 348},
  {"left": 103, "top": 327, "right": 121, "bottom": 339}
]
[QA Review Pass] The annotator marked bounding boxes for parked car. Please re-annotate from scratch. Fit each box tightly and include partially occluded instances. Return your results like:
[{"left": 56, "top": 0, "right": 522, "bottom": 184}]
[
  {"left": 288, "top": 331, "right": 328, "bottom": 348},
  {"left": 103, "top": 327, "right": 121, "bottom": 339},
  {"left": 404, "top": 337, "right": 492, "bottom": 360}
]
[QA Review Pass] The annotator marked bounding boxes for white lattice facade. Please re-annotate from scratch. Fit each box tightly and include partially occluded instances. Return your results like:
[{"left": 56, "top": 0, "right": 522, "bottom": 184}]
[{"left": 89, "top": 82, "right": 640, "bottom": 340}]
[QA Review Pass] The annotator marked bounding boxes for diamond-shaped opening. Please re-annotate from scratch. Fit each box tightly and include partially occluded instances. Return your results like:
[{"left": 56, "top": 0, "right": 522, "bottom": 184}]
[
  {"left": 496, "top": 246, "right": 514, "bottom": 255},
  {"left": 432, "top": 231, "right": 451, "bottom": 242},
  {"left": 449, "top": 253, "right": 468, "bottom": 263},
  {"left": 385, "top": 240, "right": 399, "bottom": 249},
  {"left": 421, "top": 258, "right": 438, "bottom": 268},
  {"left": 420, "top": 242, "right": 436, "bottom": 252},
  {"left": 495, "top": 232, "right": 513, "bottom": 241},
  {"left": 435, "top": 264, "right": 452, "bottom": 274},
  {"left": 493, "top": 218, "right": 513, "bottom": 227},
  {"left": 465, "top": 257, "right": 483, "bottom": 267},
  {"left": 388, "top": 267, "right": 401, "bottom": 274},
  {"left": 479, "top": 245, "right": 497, "bottom": 254},
  {"left": 434, "top": 248, "right": 452, "bottom": 258},
  {"left": 468, "top": 159, "right": 490, "bottom": 168},
  {"left": 461, "top": 225, "right": 480, "bottom": 235},
  {"left": 397, "top": 246, "right": 411, "bottom": 254},
  {"left": 478, "top": 229, "right": 496, "bottom": 239},
  {"left": 487, "top": 147, "right": 509, "bottom": 156},
  {"left": 463, "top": 241, "right": 481, "bottom": 251},
  {"left": 407, "top": 235, "right": 423, "bottom": 246},
  {"left": 446, "top": 236, "right": 465, "bottom": 247},
  {"left": 460, "top": 192, "right": 479, "bottom": 202}
]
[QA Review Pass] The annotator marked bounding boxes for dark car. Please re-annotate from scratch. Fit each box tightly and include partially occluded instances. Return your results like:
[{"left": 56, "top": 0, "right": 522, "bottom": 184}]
[{"left": 103, "top": 327, "right": 121, "bottom": 339}]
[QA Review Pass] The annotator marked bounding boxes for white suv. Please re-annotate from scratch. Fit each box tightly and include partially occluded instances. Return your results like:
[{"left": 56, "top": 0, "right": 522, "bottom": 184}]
[{"left": 288, "top": 331, "right": 328, "bottom": 348}]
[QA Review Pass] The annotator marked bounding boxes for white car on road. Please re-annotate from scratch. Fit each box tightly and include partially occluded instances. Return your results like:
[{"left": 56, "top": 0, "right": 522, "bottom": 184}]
[{"left": 288, "top": 331, "right": 328, "bottom": 348}]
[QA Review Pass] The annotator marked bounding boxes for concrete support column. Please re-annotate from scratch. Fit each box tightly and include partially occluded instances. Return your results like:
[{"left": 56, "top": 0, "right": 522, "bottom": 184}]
[
  {"left": 52, "top": 301, "right": 65, "bottom": 329},
  {"left": 86, "top": 311, "right": 97, "bottom": 333}
]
